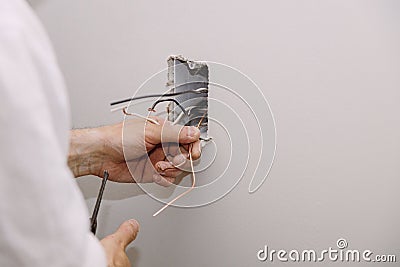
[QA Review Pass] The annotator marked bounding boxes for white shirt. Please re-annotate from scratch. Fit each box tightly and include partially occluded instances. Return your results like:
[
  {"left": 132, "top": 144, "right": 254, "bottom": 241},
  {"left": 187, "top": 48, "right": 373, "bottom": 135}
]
[{"left": 0, "top": 1, "right": 106, "bottom": 266}]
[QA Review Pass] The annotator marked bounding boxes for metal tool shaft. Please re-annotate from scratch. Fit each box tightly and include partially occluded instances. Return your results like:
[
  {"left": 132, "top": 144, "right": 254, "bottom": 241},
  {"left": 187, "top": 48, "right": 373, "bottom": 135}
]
[{"left": 90, "top": 170, "right": 109, "bottom": 235}]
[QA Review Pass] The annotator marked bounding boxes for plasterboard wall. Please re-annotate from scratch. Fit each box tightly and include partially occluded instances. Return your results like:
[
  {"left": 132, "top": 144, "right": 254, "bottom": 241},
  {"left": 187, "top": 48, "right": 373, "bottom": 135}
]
[{"left": 33, "top": 0, "right": 400, "bottom": 266}]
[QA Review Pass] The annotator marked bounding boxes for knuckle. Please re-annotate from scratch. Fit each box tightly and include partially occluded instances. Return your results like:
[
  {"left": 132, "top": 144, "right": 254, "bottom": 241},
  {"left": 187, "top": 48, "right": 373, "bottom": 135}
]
[{"left": 192, "top": 150, "right": 201, "bottom": 160}]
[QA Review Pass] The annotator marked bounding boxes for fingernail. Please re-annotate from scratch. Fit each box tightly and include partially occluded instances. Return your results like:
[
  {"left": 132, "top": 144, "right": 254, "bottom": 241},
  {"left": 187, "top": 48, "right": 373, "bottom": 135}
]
[
  {"left": 128, "top": 219, "right": 140, "bottom": 231},
  {"left": 129, "top": 219, "right": 138, "bottom": 227},
  {"left": 187, "top": 126, "right": 199, "bottom": 138},
  {"left": 157, "top": 162, "right": 168, "bottom": 171}
]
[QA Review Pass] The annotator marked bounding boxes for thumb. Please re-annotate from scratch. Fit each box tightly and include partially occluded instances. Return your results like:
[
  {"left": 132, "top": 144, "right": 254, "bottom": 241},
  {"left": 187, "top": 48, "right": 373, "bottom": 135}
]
[
  {"left": 147, "top": 123, "right": 200, "bottom": 144},
  {"left": 113, "top": 219, "right": 140, "bottom": 249}
]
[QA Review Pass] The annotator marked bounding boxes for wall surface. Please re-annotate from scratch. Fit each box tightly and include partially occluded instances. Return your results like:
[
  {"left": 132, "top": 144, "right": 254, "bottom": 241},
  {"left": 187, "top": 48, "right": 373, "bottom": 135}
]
[{"left": 32, "top": 0, "right": 400, "bottom": 266}]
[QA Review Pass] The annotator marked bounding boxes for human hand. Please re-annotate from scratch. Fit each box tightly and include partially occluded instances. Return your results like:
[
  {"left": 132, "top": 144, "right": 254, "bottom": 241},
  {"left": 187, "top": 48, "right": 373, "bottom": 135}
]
[
  {"left": 100, "top": 219, "right": 139, "bottom": 267},
  {"left": 68, "top": 117, "right": 201, "bottom": 186}
]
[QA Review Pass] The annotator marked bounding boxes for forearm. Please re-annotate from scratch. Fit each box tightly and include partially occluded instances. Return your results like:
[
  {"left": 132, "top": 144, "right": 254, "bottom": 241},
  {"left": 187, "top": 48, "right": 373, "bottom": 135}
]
[{"left": 68, "top": 128, "right": 106, "bottom": 178}]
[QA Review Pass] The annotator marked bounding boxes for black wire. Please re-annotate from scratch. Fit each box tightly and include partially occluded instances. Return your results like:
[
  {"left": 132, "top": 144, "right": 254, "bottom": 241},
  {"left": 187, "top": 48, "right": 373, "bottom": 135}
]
[
  {"left": 110, "top": 88, "right": 208, "bottom": 106},
  {"left": 149, "top": 99, "right": 188, "bottom": 115}
]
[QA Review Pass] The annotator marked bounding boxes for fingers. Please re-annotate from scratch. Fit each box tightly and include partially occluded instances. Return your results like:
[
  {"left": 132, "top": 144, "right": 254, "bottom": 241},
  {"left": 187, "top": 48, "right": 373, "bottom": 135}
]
[
  {"left": 178, "top": 142, "right": 201, "bottom": 160},
  {"left": 172, "top": 153, "right": 188, "bottom": 166},
  {"left": 151, "top": 142, "right": 201, "bottom": 186},
  {"left": 154, "top": 160, "right": 181, "bottom": 187},
  {"left": 155, "top": 161, "right": 182, "bottom": 176},
  {"left": 170, "top": 142, "right": 201, "bottom": 168},
  {"left": 146, "top": 122, "right": 200, "bottom": 145},
  {"left": 190, "top": 140, "right": 202, "bottom": 160},
  {"left": 112, "top": 219, "right": 140, "bottom": 249},
  {"left": 170, "top": 153, "right": 192, "bottom": 172}
]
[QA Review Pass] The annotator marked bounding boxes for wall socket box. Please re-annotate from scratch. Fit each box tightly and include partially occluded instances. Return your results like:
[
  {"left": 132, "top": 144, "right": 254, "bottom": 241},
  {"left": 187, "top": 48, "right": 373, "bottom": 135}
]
[{"left": 166, "top": 55, "right": 209, "bottom": 139}]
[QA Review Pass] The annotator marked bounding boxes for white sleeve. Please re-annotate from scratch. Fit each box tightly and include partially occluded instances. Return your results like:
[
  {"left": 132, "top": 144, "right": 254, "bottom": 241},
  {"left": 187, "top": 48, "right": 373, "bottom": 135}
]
[{"left": 0, "top": 13, "right": 106, "bottom": 267}]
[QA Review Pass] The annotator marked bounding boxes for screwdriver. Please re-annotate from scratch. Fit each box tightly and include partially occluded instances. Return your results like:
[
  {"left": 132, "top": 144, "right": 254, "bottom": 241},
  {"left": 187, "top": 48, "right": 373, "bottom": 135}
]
[{"left": 90, "top": 170, "right": 109, "bottom": 235}]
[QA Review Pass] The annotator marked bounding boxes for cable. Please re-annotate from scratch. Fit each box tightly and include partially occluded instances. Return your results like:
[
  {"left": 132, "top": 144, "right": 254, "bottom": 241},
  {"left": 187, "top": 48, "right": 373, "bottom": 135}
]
[
  {"left": 110, "top": 88, "right": 208, "bottom": 106},
  {"left": 171, "top": 106, "right": 207, "bottom": 125},
  {"left": 122, "top": 107, "right": 160, "bottom": 125},
  {"left": 148, "top": 98, "right": 188, "bottom": 115},
  {"left": 152, "top": 111, "right": 207, "bottom": 217},
  {"left": 153, "top": 144, "right": 196, "bottom": 217}
]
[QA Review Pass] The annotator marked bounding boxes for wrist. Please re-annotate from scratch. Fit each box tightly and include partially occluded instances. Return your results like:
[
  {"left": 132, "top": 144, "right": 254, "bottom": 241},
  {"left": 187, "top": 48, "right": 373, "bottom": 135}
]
[{"left": 68, "top": 128, "right": 107, "bottom": 177}]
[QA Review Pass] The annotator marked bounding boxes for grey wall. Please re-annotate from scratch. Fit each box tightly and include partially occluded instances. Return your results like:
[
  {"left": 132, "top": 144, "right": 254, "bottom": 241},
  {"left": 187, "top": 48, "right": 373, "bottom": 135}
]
[{"left": 33, "top": 0, "right": 400, "bottom": 266}]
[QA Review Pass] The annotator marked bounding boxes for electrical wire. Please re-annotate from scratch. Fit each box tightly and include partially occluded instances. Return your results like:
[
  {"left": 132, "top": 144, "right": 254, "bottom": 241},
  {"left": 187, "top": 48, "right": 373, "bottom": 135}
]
[
  {"left": 171, "top": 106, "right": 207, "bottom": 125},
  {"left": 122, "top": 107, "right": 160, "bottom": 125},
  {"left": 148, "top": 98, "right": 188, "bottom": 115},
  {"left": 110, "top": 88, "right": 208, "bottom": 106},
  {"left": 152, "top": 111, "right": 207, "bottom": 217},
  {"left": 153, "top": 143, "right": 196, "bottom": 217},
  {"left": 112, "top": 87, "right": 210, "bottom": 216}
]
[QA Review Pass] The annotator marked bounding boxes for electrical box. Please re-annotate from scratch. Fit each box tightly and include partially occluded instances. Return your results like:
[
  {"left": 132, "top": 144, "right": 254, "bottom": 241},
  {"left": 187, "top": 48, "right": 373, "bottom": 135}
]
[{"left": 167, "top": 55, "right": 209, "bottom": 139}]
